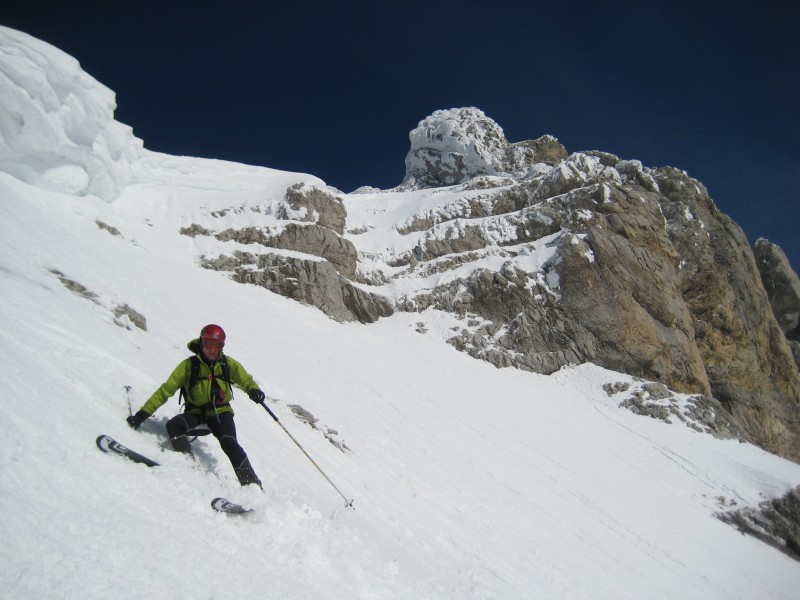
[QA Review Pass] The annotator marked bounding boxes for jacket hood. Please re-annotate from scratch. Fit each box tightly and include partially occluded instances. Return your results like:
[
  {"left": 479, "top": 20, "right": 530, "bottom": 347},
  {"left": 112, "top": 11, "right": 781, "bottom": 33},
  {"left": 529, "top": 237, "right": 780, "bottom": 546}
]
[{"left": 187, "top": 338, "right": 202, "bottom": 355}]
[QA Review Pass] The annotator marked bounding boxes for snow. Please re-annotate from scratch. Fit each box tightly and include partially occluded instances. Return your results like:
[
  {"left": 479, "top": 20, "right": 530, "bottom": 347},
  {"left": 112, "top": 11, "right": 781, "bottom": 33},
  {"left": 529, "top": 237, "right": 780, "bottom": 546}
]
[
  {"left": 0, "top": 27, "right": 143, "bottom": 200},
  {"left": 405, "top": 108, "right": 508, "bottom": 183},
  {"left": 2, "top": 24, "right": 800, "bottom": 600}
]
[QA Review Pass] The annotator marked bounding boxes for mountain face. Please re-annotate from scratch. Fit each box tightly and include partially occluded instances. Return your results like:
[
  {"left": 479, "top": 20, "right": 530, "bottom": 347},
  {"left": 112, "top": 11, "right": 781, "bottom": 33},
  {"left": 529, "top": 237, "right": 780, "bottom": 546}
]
[
  {"left": 198, "top": 107, "right": 800, "bottom": 461},
  {"left": 2, "top": 27, "right": 798, "bottom": 462}
]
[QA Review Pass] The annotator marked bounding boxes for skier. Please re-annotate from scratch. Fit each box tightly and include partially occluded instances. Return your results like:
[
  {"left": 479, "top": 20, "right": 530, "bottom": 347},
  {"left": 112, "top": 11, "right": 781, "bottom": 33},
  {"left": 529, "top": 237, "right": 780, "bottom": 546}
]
[{"left": 126, "top": 324, "right": 266, "bottom": 488}]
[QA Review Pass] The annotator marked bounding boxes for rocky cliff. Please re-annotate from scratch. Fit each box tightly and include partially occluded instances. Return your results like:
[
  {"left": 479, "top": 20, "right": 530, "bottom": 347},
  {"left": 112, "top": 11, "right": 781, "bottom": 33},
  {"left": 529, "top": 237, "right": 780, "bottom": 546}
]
[
  {"left": 755, "top": 239, "right": 800, "bottom": 370},
  {"left": 191, "top": 107, "right": 799, "bottom": 461}
]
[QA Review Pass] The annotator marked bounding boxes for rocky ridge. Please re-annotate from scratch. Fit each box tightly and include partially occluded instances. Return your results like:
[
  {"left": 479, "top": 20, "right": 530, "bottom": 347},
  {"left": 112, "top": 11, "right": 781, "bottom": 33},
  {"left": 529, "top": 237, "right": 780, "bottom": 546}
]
[{"left": 182, "top": 107, "right": 799, "bottom": 464}]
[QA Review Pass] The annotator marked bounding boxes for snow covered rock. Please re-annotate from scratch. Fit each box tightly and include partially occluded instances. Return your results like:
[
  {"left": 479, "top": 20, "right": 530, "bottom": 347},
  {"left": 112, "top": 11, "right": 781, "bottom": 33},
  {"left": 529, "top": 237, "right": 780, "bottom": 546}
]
[
  {"left": 175, "top": 179, "right": 389, "bottom": 323},
  {"left": 277, "top": 182, "right": 347, "bottom": 235},
  {"left": 718, "top": 486, "right": 800, "bottom": 562},
  {"left": 403, "top": 107, "right": 566, "bottom": 188},
  {"left": 404, "top": 108, "right": 507, "bottom": 186},
  {"left": 203, "top": 250, "right": 393, "bottom": 323},
  {"left": 215, "top": 223, "right": 358, "bottom": 279},
  {"left": 0, "top": 26, "right": 142, "bottom": 200}
]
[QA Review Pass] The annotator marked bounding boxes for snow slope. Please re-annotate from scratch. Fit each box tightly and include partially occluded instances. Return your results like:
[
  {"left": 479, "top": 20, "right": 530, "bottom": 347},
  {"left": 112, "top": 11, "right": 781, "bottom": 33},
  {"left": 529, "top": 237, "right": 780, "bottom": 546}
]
[
  {"left": 1, "top": 25, "right": 800, "bottom": 600},
  {"left": 4, "top": 151, "right": 800, "bottom": 600}
]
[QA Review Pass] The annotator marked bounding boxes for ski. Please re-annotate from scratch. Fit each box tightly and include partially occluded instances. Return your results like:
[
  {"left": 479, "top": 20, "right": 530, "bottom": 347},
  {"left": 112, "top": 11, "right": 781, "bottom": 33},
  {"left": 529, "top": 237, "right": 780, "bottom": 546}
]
[
  {"left": 211, "top": 497, "right": 253, "bottom": 514},
  {"left": 98, "top": 435, "right": 250, "bottom": 514},
  {"left": 96, "top": 434, "right": 160, "bottom": 467}
]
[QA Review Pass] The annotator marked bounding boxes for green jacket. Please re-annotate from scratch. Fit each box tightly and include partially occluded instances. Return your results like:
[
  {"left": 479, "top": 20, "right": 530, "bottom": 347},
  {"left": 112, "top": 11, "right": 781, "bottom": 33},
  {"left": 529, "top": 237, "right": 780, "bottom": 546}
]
[{"left": 142, "top": 339, "right": 260, "bottom": 418}]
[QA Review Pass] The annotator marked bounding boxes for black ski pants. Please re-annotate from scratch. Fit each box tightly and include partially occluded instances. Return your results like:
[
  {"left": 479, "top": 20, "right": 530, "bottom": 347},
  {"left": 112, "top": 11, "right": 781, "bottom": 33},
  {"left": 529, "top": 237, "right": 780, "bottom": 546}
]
[{"left": 166, "top": 411, "right": 248, "bottom": 469}]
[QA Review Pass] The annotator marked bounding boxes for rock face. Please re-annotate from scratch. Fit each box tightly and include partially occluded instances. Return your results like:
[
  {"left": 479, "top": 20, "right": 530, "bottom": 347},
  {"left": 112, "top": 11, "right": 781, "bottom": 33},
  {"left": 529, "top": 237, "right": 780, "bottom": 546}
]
[
  {"left": 182, "top": 183, "right": 393, "bottom": 324},
  {"left": 718, "top": 486, "right": 800, "bottom": 562},
  {"left": 202, "top": 251, "right": 392, "bottom": 324},
  {"left": 392, "top": 108, "right": 800, "bottom": 461},
  {"left": 216, "top": 223, "right": 358, "bottom": 279},
  {"left": 654, "top": 171, "right": 800, "bottom": 458},
  {"left": 184, "top": 105, "right": 800, "bottom": 461},
  {"left": 755, "top": 239, "right": 800, "bottom": 369}
]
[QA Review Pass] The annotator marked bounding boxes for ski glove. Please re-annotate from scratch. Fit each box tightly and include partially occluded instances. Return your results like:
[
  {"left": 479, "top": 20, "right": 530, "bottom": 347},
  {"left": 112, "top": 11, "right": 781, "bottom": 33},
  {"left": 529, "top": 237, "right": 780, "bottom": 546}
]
[
  {"left": 248, "top": 389, "right": 266, "bottom": 404},
  {"left": 127, "top": 410, "right": 150, "bottom": 430}
]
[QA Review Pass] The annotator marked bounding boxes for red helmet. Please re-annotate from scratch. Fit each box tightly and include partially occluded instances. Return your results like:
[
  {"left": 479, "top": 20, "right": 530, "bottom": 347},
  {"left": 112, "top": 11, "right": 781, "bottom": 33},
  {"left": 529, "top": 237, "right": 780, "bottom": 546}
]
[{"left": 200, "top": 324, "right": 226, "bottom": 344}]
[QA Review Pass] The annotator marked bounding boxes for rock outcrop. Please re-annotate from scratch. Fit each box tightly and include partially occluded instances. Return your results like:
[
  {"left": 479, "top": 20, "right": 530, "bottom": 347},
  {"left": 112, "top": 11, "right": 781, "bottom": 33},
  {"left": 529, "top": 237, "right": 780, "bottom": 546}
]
[
  {"left": 718, "top": 486, "right": 800, "bottom": 563},
  {"left": 390, "top": 108, "right": 800, "bottom": 460},
  {"left": 202, "top": 250, "right": 392, "bottom": 324},
  {"left": 755, "top": 239, "right": 800, "bottom": 369},
  {"left": 181, "top": 183, "right": 393, "bottom": 324},
  {"left": 278, "top": 182, "right": 348, "bottom": 235}
]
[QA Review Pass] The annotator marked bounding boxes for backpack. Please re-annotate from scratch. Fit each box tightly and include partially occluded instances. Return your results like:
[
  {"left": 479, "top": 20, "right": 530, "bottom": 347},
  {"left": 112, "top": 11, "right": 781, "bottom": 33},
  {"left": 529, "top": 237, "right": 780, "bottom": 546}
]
[{"left": 179, "top": 354, "right": 234, "bottom": 408}]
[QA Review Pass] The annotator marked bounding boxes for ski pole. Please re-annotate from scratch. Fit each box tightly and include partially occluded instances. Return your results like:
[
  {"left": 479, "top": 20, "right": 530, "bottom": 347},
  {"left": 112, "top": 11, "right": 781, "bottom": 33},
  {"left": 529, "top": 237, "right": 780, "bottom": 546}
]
[
  {"left": 124, "top": 385, "right": 133, "bottom": 416},
  {"left": 259, "top": 401, "right": 354, "bottom": 509}
]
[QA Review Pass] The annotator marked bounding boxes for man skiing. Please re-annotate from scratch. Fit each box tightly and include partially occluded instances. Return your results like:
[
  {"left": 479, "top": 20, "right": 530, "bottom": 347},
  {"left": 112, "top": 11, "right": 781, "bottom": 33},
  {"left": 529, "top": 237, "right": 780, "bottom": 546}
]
[{"left": 127, "top": 324, "right": 266, "bottom": 488}]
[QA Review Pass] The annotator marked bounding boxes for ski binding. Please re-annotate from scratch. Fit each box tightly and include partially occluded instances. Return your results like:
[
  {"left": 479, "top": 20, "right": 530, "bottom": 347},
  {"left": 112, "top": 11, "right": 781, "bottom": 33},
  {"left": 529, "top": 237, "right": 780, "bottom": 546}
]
[
  {"left": 96, "top": 434, "right": 159, "bottom": 467},
  {"left": 211, "top": 497, "right": 253, "bottom": 514}
]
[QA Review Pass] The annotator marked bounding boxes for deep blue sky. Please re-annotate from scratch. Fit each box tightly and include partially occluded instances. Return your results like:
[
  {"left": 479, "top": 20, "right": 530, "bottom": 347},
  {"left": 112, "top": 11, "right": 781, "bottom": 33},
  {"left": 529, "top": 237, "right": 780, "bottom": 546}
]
[{"left": 4, "top": 1, "right": 798, "bottom": 270}]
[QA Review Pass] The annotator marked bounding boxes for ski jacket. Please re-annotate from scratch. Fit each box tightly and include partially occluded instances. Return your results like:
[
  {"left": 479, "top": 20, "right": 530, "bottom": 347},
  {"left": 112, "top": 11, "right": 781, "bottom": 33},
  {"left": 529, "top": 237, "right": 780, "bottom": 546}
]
[{"left": 142, "top": 339, "right": 260, "bottom": 418}]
